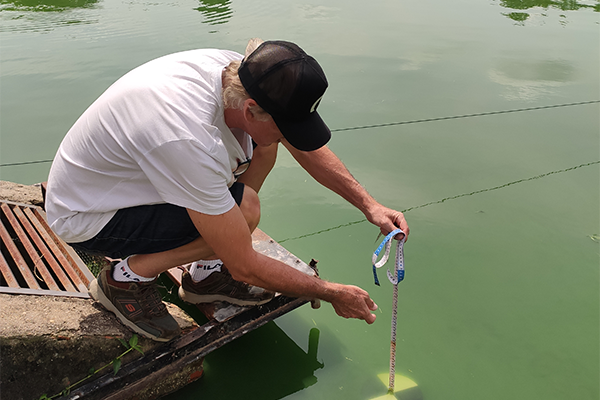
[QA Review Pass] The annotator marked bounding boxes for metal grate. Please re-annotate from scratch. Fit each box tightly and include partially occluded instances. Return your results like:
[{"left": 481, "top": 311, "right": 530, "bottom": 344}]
[
  {"left": 0, "top": 200, "right": 94, "bottom": 298},
  {"left": 73, "top": 250, "right": 112, "bottom": 278}
]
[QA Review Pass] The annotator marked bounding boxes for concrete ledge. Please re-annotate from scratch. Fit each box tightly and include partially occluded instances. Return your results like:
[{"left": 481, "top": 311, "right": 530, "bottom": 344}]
[
  {"left": 0, "top": 294, "right": 199, "bottom": 400},
  {"left": 0, "top": 181, "right": 44, "bottom": 207}
]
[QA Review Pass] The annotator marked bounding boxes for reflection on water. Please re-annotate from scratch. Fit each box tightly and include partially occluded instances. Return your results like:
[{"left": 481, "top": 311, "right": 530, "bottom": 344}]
[
  {"left": 296, "top": 4, "right": 338, "bottom": 21},
  {"left": 496, "top": 0, "right": 599, "bottom": 24},
  {"left": 194, "top": 0, "right": 232, "bottom": 25},
  {"left": 0, "top": 0, "right": 98, "bottom": 32},
  {"left": 490, "top": 59, "right": 574, "bottom": 101},
  {"left": 500, "top": 0, "right": 598, "bottom": 11},
  {"left": 0, "top": 0, "right": 98, "bottom": 12}
]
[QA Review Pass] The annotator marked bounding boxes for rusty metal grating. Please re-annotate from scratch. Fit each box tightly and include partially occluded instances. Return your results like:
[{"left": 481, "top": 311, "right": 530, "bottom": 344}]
[{"left": 0, "top": 200, "right": 94, "bottom": 298}]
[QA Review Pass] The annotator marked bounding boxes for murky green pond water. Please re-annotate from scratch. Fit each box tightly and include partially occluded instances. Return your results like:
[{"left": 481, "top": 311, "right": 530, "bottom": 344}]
[{"left": 1, "top": 0, "right": 598, "bottom": 399}]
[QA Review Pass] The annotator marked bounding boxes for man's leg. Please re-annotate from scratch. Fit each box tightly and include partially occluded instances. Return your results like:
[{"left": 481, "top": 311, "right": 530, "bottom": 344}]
[
  {"left": 176, "top": 184, "right": 273, "bottom": 305},
  {"left": 127, "top": 184, "right": 261, "bottom": 278},
  {"left": 84, "top": 183, "right": 262, "bottom": 341}
]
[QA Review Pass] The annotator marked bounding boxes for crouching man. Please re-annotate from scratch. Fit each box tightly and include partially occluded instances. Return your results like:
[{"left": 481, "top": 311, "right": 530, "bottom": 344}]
[{"left": 46, "top": 39, "right": 409, "bottom": 342}]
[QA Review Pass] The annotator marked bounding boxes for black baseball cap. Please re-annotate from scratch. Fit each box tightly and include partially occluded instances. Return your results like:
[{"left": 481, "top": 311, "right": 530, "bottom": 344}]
[{"left": 238, "top": 40, "right": 331, "bottom": 151}]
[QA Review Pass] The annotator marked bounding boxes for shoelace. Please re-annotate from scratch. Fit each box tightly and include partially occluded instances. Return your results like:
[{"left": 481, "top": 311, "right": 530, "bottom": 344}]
[{"left": 135, "top": 283, "right": 168, "bottom": 317}]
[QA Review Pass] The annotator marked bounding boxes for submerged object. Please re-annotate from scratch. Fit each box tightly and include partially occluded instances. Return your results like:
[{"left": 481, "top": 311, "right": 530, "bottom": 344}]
[{"left": 370, "top": 373, "right": 422, "bottom": 400}]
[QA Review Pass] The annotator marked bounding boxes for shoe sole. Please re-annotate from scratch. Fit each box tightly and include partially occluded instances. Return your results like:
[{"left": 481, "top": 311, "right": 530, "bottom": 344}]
[
  {"left": 89, "top": 278, "right": 171, "bottom": 342},
  {"left": 178, "top": 286, "right": 273, "bottom": 306}
]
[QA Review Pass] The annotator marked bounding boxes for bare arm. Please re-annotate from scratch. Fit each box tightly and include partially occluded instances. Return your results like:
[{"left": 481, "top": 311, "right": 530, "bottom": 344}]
[
  {"left": 187, "top": 206, "right": 378, "bottom": 323},
  {"left": 236, "top": 142, "right": 278, "bottom": 193},
  {"left": 281, "top": 139, "right": 409, "bottom": 239}
]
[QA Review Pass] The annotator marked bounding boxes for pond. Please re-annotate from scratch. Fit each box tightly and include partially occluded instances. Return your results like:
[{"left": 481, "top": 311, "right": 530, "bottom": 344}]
[{"left": 1, "top": 0, "right": 598, "bottom": 399}]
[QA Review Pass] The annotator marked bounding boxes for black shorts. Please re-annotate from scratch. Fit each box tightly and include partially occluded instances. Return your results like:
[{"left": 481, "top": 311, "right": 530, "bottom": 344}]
[{"left": 70, "top": 182, "right": 245, "bottom": 259}]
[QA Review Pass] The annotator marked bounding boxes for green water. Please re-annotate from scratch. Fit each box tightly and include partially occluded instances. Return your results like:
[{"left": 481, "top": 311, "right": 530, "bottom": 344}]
[{"left": 1, "top": 0, "right": 598, "bottom": 399}]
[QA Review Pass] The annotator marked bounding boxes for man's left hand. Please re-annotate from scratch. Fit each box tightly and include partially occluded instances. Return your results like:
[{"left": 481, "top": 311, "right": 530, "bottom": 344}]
[{"left": 366, "top": 204, "right": 409, "bottom": 241}]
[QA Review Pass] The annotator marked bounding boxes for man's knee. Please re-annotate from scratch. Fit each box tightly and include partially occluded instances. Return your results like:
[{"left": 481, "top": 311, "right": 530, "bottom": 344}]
[{"left": 239, "top": 185, "right": 261, "bottom": 230}]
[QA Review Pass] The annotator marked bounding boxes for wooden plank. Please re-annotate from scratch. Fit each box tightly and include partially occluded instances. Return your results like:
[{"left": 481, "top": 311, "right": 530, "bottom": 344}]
[
  {"left": 13, "top": 205, "right": 76, "bottom": 292},
  {"left": 0, "top": 251, "right": 19, "bottom": 288},
  {"left": 30, "top": 207, "right": 91, "bottom": 289},
  {"left": 0, "top": 216, "right": 40, "bottom": 290},
  {"left": 1, "top": 204, "right": 60, "bottom": 291}
]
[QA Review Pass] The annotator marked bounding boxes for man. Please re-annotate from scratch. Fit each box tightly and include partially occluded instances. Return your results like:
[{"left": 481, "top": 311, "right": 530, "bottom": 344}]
[{"left": 46, "top": 39, "right": 409, "bottom": 342}]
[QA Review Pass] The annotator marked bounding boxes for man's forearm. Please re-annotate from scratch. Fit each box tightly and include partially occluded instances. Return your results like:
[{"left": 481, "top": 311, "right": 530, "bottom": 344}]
[
  {"left": 283, "top": 141, "right": 379, "bottom": 217},
  {"left": 230, "top": 250, "right": 377, "bottom": 323},
  {"left": 283, "top": 139, "right": 410, "bottom": 238}
]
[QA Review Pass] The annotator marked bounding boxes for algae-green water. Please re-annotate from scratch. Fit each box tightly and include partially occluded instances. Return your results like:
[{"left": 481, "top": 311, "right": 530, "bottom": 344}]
[{"left": 1, "top": 0, "right": 598, "bottom": 399}]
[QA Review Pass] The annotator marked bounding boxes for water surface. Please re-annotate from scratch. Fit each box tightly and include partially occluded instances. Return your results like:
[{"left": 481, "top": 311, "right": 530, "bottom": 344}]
[{"left": 1, "top": 0, "right": 598, "bottom": 399}]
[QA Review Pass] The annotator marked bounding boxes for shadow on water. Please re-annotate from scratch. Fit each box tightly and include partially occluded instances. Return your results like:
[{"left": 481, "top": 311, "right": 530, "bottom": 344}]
[
  {"left": 496, "top": 0, "right": 599, "bottom": 24},
  {"left": 194, "top": 0, "right": 233, "bottom": 25},
  {"left": 163, "top": 323, "right": 325, "bottom": 399},
  {"left": 157, "top": 276, "right": 324, "bottom": 400}
]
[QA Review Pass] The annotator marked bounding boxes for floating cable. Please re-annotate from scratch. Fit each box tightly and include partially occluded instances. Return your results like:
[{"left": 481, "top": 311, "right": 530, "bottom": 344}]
[
  {"left": 2, "top": 100, "right": 597, "bottom": 168},
  {"left": 0, "top": 159, "right": 53, "bottom": 167},
  {"left": 401, "top": 160, "right": 600, "bottom": 213},
  {"left": 331, "top": 100, "right": 599, "bottom": 132},
  {"left": 277, "top": 160, "right": 600, "bottom": 243},
  {"left": 3, "top": 104, "right": 598, "bottom": 242}
]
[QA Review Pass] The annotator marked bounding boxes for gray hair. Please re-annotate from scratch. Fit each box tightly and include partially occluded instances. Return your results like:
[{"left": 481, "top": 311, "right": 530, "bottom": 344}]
[{"left": 223, "top": 38, "right": 271, "bottom": 121}]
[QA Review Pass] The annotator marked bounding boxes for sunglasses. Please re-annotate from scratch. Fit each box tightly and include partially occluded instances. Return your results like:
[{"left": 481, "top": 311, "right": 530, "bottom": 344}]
[{"left": 233, "top": 159, "right": 251, "bottom": 178}]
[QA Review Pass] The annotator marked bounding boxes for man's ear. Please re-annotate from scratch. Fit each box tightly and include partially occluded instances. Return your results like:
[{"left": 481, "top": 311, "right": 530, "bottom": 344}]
[{"left": 243, "top": 98, "right": 259, "bottom": 122}]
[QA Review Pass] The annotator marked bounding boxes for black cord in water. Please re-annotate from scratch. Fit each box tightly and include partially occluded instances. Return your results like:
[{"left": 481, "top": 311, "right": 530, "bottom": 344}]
[
  {"left": 277, "top": 160, "right": 600, "bottom": 244},
  {"left": 2, "top": 100, "right": 598, "bottom": 168},
  {"left": 0, "top": 159, "right": 53, "bottom": 167},
  {"left": 2, "top": 104, "right": 597, "bottom": 243},
  {"left": 330, "top": 100, "right": 600, "bottom": 133}
]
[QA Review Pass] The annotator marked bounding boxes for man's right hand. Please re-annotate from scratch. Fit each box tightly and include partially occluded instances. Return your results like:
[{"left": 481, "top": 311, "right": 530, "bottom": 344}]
[{"left": 328, "top": 283, "right": 378, "bottom": 324}]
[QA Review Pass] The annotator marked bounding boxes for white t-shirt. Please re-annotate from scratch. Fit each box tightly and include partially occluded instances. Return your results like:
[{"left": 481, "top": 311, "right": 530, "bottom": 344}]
[{"left": 46, "top": 49, "right": 252, "bottom": 243}]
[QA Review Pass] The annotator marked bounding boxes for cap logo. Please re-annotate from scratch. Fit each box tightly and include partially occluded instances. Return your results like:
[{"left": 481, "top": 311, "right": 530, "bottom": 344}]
[{"left": 310, "top": 95, "right": 324, "bottom": 113}]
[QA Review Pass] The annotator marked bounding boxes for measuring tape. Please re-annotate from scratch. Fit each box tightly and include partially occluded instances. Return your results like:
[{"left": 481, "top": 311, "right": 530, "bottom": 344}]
[
  {"left": 371, "top": 228, "right": 406, "bottom": 395},
  {"left": 371, "top": 228, "right": 405, "bottom": 286}
]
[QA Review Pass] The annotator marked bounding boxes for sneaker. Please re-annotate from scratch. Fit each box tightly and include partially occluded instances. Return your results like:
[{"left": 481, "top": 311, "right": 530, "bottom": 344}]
[
  {"left": 178, "top": 267, "right": 275, "bottom": 306},
  {"left": 89, "top": 265, "right": 181, "bottom": 342}
]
